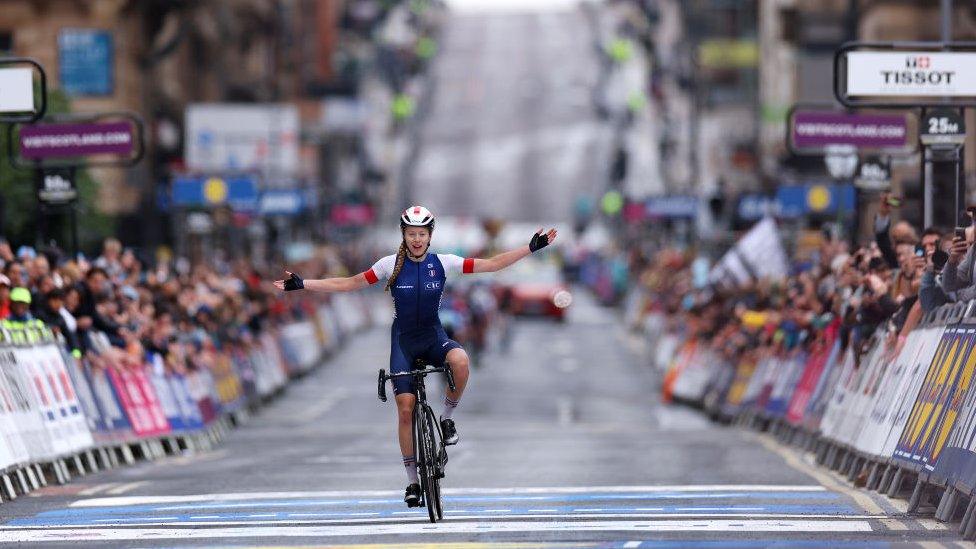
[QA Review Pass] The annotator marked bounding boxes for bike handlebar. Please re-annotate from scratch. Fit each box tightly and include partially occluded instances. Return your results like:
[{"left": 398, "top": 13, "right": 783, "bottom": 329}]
[{"left": 377, "top": 364, "right": 457, "bottom": 402}]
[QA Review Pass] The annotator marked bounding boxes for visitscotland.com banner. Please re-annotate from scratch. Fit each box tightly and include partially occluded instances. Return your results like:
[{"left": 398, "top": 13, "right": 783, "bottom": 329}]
[{"left": 19, "top": 121, "right": 133, "bottom": 159}]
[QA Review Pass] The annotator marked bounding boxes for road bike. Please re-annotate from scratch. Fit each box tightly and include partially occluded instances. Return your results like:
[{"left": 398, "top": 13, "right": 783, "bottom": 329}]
[{"left": 378, "top": 360, "right": 456, "bottom": 523}]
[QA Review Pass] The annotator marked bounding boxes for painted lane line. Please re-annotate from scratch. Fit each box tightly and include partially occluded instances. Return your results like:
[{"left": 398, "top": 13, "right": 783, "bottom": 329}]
[
  {"left": 92, "top": 517, "right": 178, "bottom": 522},
  {"left": 77, "top": 483, "right": 119, "bottom": 496},
  {"left": 247, "top": 514, "right": 276, "bottom": 518},
  {"left": 623, "top": 543, "right": 641, "bottom": 549},
  {"left": 68, "top": 485, "right": 828, "bottom": 507},
  {"left": 674, "top": 507, "right": 764, "bottom": 512},
  {"left": 106, "top": 481, "right": 148, "bottom": 495},
  {"left": 57, "top": 491, "right": 843, "bottom": 515},
  {"left": 750, "top": 434, "right": 884, "bottom": 516},
  {"left": 483, "top": 509, "right": 511, "bottom": 513},
  {"left": 2, "top": 513, "right": 888, "bottom": 530},
  {"left": 25, "top": 503, "right": 858, "bottom": 523},
  {"left": 0, "top": 520, "right": 875, "bottom": 542},
  {"left": 189, "top": 516, "right": 221, "bottom": 520},
  {"left": 526, "top": 509, "right": 559, "bottom": 512}
]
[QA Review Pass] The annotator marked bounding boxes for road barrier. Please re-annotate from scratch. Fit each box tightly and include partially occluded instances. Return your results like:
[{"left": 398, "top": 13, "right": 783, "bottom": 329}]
[
  {"left": 654, "top": 299, "right": 976, "bottom": 539},
  {"left": 0, "top": 295, "right": 374, "bottom": 503}
]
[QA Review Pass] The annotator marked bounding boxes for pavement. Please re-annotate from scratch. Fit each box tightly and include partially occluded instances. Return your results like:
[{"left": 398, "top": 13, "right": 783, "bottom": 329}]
[{"left": 0, "top": 289, "right": 968, "bottom": 547}]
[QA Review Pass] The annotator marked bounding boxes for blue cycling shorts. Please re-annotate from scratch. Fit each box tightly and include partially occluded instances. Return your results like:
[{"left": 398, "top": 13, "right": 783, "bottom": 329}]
[{"left": 390, "top": 323, "right": 462, "bottom": 395}]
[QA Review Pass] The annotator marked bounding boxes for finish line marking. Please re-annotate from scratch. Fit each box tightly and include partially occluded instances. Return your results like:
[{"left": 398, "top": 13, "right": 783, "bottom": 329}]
[
  {"left": 0, "top": 519, "right": 874, "bottom": 542},
  {"left": 0, "top": 513, "right": 887, "bottom": 530},
  {"left": 69, "top": 485, "right": 827, "bottom": 507}
]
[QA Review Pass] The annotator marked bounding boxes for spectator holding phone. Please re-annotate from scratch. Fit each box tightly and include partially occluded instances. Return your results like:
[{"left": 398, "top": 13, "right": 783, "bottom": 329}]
[{"left": 940, "top": 210, "right": 976, "bottom": 297}]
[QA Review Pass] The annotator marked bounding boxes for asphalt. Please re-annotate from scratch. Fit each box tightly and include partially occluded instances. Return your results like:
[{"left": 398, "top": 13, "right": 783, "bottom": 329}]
[
  {"left": 411, "top": 6, "right": 612, "bottom": 223},
  {"left": 0, "top": 289, "right": 967, "bottom": 547}
]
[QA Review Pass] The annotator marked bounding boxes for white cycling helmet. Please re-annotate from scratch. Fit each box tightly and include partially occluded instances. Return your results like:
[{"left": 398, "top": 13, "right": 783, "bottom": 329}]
[{"left": 400, "top": 205, "right": 435, "bottom": 231}]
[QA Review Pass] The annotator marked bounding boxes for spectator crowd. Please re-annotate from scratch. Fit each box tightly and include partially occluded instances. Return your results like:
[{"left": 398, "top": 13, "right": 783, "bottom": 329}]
[
  {"left": 631, "top": 194, "right": 974, "bottom": 369},
  {"left": 0, "top": 238, "right": 358, "bottom": 375}
]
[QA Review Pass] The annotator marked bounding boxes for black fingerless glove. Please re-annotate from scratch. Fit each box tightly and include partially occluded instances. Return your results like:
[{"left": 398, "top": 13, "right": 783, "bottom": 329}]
[
  {"left": 529, "top": 232, "right": 550, "bottom": 253},
  {"left": 284, "top": 272, "right": 304, "bottom": 291}
]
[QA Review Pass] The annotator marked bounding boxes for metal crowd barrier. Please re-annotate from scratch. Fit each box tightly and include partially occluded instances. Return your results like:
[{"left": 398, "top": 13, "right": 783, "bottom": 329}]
[
  {"left": 0, "top": 295, "right": 374, "bottom": 504},
  {"left": 652, "top": 299, "right": 976, "bottom": 539}
]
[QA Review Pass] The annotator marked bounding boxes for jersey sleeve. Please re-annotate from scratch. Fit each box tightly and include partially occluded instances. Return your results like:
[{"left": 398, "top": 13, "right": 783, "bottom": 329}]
[
  {"left": 440, "top": 254, "right": 475, "bottom": 278},
  {"left": 363, "top": 255, "right": 397, "bottom": 285}
]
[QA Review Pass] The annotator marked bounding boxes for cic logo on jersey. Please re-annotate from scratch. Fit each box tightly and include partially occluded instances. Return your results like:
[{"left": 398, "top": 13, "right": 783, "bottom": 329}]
[{"left": 425, "top": 281, "right": 441, "bottom": 290}]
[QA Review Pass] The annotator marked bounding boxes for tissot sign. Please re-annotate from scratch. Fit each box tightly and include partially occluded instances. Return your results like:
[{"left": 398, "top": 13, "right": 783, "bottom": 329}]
[
  {"left": 846, "top": 52, "right": 976, "bottom": 97},
  {"left": 837, "top": 45, "right": 976, "bottom": 106}
]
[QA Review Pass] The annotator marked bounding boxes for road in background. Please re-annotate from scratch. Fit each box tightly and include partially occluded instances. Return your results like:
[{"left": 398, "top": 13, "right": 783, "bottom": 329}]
[{"left": 411, "top": 5, "right": 611, "bottom": 223}]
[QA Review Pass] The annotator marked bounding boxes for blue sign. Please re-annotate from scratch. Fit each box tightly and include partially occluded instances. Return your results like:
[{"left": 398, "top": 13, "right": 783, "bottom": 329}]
[
  {"left": 171, "top": 175, "right": 259, "bottom": 211},
  {"left": 737, "top": 194, "right": 778, "bottom": 221},
  {"left": 776, "top": 184, "right": 855, "bottom": 218},
  {"left": 645, "top": 196, "right": 699, "bottom": 218},
  {"left": 259, "top": 190, "right": 306, "bottom": 216},
  {"left": 58, "top": 29, "right": 113, "bottom": 96},
  {"left": 737, "top": 185, "right": 856, "bottom": 221}
]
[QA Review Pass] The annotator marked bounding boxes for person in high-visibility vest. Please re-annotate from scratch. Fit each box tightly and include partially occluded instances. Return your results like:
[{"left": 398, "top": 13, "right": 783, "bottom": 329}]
[{"left": 2, "top": 287, "right": 36, "bottom": 328}]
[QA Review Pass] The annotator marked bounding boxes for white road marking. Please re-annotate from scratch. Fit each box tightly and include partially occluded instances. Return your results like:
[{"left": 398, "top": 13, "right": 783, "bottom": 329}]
[
  {"left": 0, "top": 520, "right": 874, "bottom": 542},
  {"left": 526, "top": 508, "right": 559, "bottom": 512},
  {"left": 69, "top": 485, "right": 828, "bottom": 507},
  {"left": 105, "top": 481, "right": 148, "bottom": 495},
  {"left": 293, "top": 388, "right": 348, "bottom": 423},
  {"left": 623, "top": 543, "right": 641, "bottom": 549},
  {"left": 675, "top": 507, "right": 764, "bottom": 512},
  {"left": 190, "top": 516, "right": 221, "bottom": 520},
  {"left": 557, "top": 397, "right": 573, "bottom": 425},
  {"left": 77, "top": 483, "right": 119, "bottom": 496},
  {"left": 751, "top": 433, "right": 885, "bottom": 515},
  {"left": 558, "top": 357, "right": 579, "bottom": 372},
  {"left": 92, "top": 517, "right": 178, "bottom": 522},
  {"left": 6, "top": 514, "right": 885, "bottom": 530}
]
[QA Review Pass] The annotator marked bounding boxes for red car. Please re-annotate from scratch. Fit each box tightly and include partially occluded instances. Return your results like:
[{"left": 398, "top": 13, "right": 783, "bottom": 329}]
[{"left": 493, "top": 259, "right": 572, "bottom": 321}]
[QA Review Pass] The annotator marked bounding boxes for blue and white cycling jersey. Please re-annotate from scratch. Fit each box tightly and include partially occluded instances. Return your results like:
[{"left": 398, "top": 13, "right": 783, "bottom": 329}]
[
  {"left": 364, "top": 253, "right": 474, "bottom": 332},
  {"left": 365, "top": 252, "right": 475, "bottom": 394}
]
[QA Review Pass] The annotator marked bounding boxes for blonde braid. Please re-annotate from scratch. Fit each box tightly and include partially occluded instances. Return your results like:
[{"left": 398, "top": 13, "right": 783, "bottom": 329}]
[{"left": 385, "top": 240, "right": 408, "bottom": 292}]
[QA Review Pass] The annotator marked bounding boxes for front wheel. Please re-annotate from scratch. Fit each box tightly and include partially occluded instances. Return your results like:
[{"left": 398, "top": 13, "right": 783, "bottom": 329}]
[
  {"left": 414, "top": 403, "right": 439, "bottom": 523},
  {"left": 423, "top": 406, "right": 444, "bottom": 520}
]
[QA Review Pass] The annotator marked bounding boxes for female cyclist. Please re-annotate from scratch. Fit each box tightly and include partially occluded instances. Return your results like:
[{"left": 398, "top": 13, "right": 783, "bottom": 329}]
[{"left": 274, "top": 206, "right": 557, "bottom": 506}]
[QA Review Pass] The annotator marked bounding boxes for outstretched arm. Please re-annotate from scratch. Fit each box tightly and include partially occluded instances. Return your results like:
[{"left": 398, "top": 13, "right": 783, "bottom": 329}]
[
  {"left": 273, "top": 271, "right": 371, "bottom": 293},
  {"left": 469, "top": 228, "right": 558, "bottom": 273}
]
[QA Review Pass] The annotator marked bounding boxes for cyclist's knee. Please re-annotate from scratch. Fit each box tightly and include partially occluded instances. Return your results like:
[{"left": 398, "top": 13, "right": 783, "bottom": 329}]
[
  {"left": 447, "top": 348, "right": 469, "bottom": 370},
  {"left": 395, "top": 394, "right": 415, "bottom": 425},
  {"left": 397, "top": 407, "right": 413, "bottom": 427}
]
